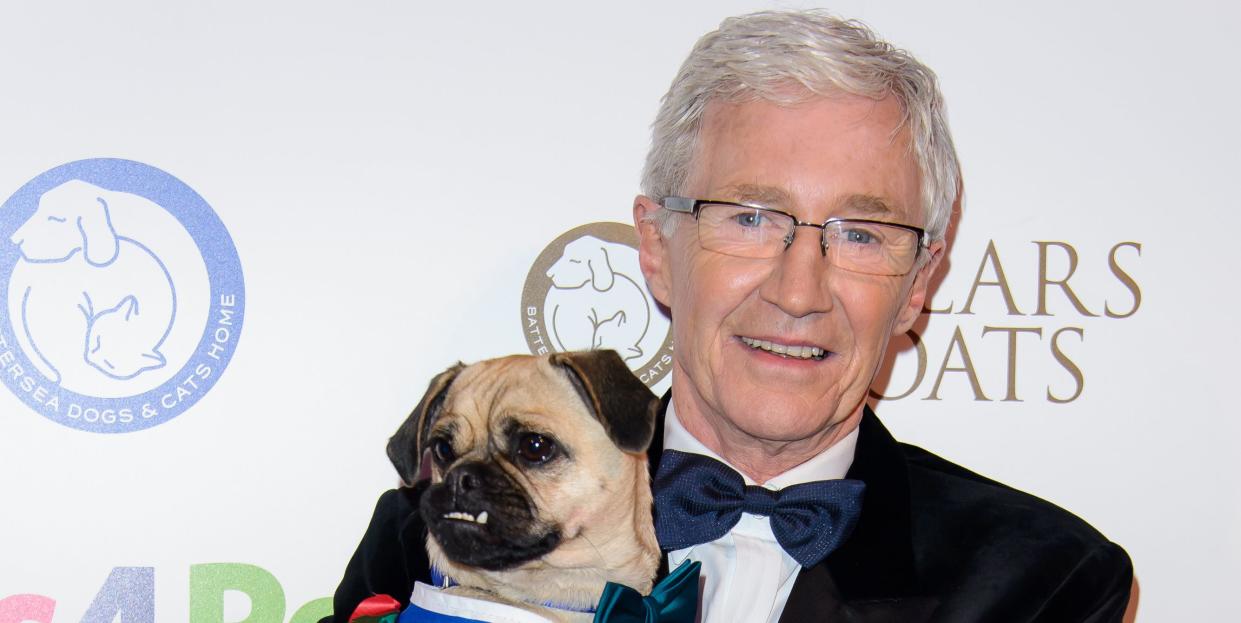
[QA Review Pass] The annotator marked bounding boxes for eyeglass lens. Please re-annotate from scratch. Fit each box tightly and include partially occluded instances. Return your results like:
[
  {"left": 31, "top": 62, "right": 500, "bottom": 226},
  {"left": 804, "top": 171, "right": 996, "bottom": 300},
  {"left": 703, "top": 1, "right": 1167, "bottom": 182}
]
[{"left": 695, "top": 203, "right": 919, "bottom": 276}]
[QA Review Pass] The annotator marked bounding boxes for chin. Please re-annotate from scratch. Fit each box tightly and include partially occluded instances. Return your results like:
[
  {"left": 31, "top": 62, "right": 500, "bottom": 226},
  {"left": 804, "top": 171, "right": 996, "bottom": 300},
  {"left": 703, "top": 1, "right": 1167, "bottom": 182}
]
[{"left": 720, "top": 389, "right": 838, "bottom": 441}]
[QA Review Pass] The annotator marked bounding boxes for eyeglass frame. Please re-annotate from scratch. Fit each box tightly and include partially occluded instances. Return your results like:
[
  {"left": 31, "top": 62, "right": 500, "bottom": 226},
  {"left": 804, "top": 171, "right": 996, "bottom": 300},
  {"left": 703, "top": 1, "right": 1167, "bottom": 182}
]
[{"left": 661, "top": 196, "right": 931, "bottom": 274}]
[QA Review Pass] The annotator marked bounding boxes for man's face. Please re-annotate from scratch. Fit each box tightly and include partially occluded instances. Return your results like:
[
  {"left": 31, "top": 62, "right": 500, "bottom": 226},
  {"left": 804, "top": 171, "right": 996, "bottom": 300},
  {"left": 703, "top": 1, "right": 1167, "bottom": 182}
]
[{"left": 635, "top": 95, "right": 942, "bottom": 454}]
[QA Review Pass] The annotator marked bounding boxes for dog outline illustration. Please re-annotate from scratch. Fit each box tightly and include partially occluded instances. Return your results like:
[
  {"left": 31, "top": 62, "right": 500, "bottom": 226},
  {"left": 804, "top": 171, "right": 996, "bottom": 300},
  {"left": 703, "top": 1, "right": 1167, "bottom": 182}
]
[
  {"left": 10, "top": 180, "right": 176, "bottom": 384},
  {"left": 544, "top": 235, "right": 650, "bottom": 361}
]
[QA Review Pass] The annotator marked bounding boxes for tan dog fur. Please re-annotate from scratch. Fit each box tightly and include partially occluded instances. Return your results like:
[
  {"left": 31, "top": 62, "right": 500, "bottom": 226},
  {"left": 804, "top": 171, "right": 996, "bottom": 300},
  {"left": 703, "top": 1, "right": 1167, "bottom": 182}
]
[{"left": 393, "top": 352, "right": 659, "bottom": 621}]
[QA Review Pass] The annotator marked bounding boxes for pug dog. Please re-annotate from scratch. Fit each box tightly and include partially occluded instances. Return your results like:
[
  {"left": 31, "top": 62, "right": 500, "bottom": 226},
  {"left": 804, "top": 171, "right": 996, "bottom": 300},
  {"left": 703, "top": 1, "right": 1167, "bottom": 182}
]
[{"left": 386, "top": 350, "right": 662, "bottom": 622}]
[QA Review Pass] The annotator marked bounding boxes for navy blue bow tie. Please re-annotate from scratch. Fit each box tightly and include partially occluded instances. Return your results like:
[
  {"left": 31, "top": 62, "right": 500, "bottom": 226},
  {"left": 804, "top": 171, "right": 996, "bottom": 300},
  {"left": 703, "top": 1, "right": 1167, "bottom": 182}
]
[{"left": 652, "top": 449, "right": 865, "bottom": 568}]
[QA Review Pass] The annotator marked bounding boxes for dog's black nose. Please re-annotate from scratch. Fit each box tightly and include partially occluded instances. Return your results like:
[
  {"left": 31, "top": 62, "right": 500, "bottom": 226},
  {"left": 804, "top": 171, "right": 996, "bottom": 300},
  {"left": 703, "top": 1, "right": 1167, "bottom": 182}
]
[{"left": 448, "top": 463, "right": 485, "bottom": 495}]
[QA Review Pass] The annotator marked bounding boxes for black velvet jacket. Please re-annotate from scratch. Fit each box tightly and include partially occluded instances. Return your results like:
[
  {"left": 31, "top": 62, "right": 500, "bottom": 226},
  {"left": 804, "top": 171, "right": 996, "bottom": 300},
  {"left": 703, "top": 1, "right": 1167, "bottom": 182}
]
[{"left": 324, "top": 404, "right": 1132, "bottom": 622}]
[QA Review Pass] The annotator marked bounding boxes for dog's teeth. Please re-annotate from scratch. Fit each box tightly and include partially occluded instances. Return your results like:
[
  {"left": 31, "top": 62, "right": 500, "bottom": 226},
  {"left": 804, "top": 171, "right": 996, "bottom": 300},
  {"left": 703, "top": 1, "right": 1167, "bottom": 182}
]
[{"left": 443, "top": 510, "right": 488, "bottom": 525}]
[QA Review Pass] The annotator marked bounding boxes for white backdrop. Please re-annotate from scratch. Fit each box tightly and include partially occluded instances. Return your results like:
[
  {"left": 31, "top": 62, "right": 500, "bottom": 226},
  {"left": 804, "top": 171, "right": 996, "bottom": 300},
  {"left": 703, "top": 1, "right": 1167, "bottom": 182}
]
[{"left": 1, "top": 1, "right": 1237, "bottom": 621}]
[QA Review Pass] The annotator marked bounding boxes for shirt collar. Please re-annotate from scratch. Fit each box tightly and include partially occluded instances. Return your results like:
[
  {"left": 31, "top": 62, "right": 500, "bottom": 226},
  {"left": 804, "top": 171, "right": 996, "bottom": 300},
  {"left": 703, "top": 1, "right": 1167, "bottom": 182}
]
[{"left": 662, "top": 401, "right": 858, "bottom": 488}]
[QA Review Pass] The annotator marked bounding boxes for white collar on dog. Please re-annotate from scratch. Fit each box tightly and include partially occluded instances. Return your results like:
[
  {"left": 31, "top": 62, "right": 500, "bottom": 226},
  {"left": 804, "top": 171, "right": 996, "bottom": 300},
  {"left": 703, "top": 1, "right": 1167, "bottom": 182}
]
[{"left": 409, "top": 581, "right": 556, "bottom": 623}]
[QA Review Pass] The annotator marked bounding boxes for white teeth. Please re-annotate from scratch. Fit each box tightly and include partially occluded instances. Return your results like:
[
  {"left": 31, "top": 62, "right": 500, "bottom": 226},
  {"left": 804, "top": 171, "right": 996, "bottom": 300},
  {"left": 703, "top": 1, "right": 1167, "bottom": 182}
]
[
  {"left": 443, "top": 511, "right": 487, "bottom": 525},
  {"left": 740, "top": 336, "right": 825, "bottom": 360}
]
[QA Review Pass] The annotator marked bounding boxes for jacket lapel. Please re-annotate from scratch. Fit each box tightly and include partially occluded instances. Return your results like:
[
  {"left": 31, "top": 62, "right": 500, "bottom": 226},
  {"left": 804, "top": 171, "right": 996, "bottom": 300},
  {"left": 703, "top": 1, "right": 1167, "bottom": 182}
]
[
  {"left": 827, "top": 407, "right": 918, "bottom": 597},
  {"left": 650, "top": 392, "right": 670, "bottom": 582},
  {"left": 779, "top": 407, "right": 938, "bottom": 622}
]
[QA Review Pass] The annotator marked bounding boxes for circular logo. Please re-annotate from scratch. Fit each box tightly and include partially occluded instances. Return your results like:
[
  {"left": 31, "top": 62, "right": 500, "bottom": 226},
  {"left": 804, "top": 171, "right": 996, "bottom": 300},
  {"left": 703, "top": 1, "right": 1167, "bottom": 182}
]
[
  {"left": 0, "top": 159, "right": 245, "bottom": 433},
  {"left": 521, "top": 222, "right": 673, "bottom": 388}
]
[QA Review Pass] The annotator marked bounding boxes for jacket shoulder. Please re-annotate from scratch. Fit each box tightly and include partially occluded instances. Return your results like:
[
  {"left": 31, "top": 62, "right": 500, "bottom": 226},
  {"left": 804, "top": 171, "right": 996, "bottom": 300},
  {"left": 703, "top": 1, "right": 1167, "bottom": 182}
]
[
  {"left": 898, "top": 443, "right": 1133, "bottom": 622},
  {"left": 899, "top": 441, "right": 1111, "bottom": 543}
]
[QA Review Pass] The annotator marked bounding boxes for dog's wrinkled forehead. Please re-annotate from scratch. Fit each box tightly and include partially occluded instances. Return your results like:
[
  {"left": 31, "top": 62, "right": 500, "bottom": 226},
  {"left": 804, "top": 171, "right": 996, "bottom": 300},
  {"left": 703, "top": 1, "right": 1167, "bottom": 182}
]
[
  {"left": 437, "top": 357, "right": 589, "bottom": 432},
  {"left": 387, "top": 350, "right": 658, "bottom": 485}
]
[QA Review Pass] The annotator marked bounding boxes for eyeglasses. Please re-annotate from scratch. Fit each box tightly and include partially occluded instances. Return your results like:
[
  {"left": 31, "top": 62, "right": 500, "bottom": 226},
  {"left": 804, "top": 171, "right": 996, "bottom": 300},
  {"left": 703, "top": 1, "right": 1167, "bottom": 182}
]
[{"left": 662, "top": 196, "right": 929, "bottom": 276}]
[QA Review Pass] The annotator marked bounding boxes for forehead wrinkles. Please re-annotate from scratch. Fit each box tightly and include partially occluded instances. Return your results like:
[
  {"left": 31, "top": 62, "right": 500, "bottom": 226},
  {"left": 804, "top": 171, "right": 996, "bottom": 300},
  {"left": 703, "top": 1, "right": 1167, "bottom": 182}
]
[
  {"left": 719, "top": 183, "right": 897, "bottom": 219},
  {"left": 689, "top": 98, "right": 919, "bottom": 223},
  {"left": 447, "top": 359, "right": 542, "bottom": 425}
]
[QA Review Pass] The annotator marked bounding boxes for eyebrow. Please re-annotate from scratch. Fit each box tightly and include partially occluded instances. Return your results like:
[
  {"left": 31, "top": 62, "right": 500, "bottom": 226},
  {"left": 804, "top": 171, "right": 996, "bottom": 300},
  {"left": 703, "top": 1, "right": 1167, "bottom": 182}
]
[
  {"left": 430, "top": 419, "right": 458, "bottom": 439},
  {"left": 721, "top": 184, "right": 793, "bottom": 208},
  {"left": 719, "top": 185, "right": 898, "bottom": 218},
  {"left": 836, "top": 194, "right": 897, "bottom": 218}
]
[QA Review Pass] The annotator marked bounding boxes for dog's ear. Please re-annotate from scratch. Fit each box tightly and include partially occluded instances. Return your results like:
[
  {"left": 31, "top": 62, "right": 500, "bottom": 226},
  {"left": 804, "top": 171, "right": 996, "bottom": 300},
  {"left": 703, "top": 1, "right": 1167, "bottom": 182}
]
[
  {"left": 587, "top": 244, "right": 615, "bottom": 291},
  {"left": 78, "top": 195, "right": 120, "bottom": 266},
  {"left": 550, "top": 350, "right": 657, "bottom": 453},
  {"left": 387, "top": 363, "right": 465, "bottom": 485}
]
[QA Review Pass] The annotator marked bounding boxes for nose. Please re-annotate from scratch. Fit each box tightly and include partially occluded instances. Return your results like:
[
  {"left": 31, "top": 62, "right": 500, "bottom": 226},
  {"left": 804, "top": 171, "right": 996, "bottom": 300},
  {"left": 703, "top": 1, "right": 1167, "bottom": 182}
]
[
  {"left": 448, "top": 462, "right": 486, "bottom": 496},
  {"left": 759, "top": 225, "right": 835, "bottom": 318}
]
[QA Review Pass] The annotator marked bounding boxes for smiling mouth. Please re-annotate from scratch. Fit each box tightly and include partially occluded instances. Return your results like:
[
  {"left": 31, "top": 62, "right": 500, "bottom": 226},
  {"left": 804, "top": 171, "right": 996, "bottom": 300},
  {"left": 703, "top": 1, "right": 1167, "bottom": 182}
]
[
  {"left": 443, "top": 510, "right": 489, "bottom": 525},
  {"left": 739, "top": 336, "right": 827, "bottom": 361}
]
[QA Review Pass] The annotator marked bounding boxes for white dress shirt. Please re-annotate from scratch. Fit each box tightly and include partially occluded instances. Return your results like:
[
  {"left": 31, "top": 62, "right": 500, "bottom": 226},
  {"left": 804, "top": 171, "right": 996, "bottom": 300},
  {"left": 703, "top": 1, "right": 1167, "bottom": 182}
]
[{"left": 663, "top": 403, "right": 859, "bottom": 623}]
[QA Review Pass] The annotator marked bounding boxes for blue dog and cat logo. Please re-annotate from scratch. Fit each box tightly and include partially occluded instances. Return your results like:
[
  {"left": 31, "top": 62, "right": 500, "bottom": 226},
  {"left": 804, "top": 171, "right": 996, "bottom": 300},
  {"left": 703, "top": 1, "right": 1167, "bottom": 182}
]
[{"left": 0, "top": 159, "right": 244, "bottom": 433}]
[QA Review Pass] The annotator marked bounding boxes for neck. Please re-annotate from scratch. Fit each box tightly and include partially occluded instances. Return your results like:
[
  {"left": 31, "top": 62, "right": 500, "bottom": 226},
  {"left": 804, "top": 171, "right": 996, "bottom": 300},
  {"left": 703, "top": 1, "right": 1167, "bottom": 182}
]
[{"left": 672, "top": 386, "right": 863, "bottom": 484}]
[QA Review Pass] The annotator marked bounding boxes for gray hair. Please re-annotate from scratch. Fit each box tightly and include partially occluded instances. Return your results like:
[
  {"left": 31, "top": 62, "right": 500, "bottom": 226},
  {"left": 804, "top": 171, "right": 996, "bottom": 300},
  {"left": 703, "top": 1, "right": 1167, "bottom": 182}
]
[{"left": 640, "top": 10, "right": 959, "bottom": 241}]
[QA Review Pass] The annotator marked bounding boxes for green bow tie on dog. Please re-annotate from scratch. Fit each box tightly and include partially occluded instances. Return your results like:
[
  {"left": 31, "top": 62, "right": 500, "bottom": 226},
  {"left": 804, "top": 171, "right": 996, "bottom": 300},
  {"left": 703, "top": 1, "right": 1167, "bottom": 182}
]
[{"left": 594, "top": 561, "right": 701, "bottom": 623}]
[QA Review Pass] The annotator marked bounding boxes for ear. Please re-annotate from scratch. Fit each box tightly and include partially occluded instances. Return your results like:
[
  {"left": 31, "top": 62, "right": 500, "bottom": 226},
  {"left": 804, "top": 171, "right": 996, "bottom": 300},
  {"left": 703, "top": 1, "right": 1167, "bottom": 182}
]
[
  {"left": 587, "top": 243, "right": 615, "bottom": 291},
  {"left": 895, "top": 240, "right": 945, "bottom": 334},
  {"left": 632, "top": 195, "right": 673, "bottom": 307},
  {"left": 115, "top": 295, "right": 139, "bottom": 320},
  {"left": 78, "top": 196, "right": 119, "bottom": 266},
  {"left": 386, "top": 363, "right": 465, "bottom": 485},
  {"left": 549, "top": 350, "right": 658, "bottom": 453}
]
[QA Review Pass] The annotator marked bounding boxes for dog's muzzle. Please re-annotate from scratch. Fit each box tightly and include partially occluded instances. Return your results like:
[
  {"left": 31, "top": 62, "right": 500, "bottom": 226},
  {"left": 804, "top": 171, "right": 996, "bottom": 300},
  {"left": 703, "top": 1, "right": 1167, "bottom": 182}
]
[{"left": 420, "top": 460, "right": 562, "bottom": 570}]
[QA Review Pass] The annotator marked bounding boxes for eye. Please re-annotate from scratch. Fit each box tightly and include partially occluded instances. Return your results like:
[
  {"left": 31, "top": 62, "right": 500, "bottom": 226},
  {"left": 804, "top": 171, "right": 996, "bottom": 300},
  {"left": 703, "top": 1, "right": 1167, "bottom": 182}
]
[
  {"left": 431, "top": 438, "right": 456, "bottom": 464},
  {"left": 516, "top": 433, "right": 557, "bottom": 464},
  {"left": 840, "top": 225, "right": 886, "bottom": 246},
  {"left": 844, "top": 229, "right": 875, "bottom": 244},
  {"left": 731, "top": 210, "right": 767, "bottom": 228}
]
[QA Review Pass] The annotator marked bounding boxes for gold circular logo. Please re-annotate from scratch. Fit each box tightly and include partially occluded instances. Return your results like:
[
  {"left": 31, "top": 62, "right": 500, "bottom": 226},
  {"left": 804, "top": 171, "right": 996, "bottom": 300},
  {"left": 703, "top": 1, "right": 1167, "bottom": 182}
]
[{"left": 521, "top": 222, "right": 673, "bottom": 388}]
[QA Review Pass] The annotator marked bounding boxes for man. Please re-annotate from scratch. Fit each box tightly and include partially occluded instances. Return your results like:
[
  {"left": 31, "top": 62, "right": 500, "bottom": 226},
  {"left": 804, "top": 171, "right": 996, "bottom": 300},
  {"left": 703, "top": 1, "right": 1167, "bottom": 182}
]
[{"left": 327, "top": 10, "right": 1132, "bottom": 622}]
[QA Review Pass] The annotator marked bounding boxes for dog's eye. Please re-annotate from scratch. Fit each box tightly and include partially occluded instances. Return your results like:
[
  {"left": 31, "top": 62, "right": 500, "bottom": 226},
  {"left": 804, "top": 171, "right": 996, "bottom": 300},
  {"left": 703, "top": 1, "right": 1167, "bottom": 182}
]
[
  {"left": 432, "top": 438, "right": 456, "bottom": 464},
  {"left": 516, "top": 433, "right": 557, "bottom": 464}
]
